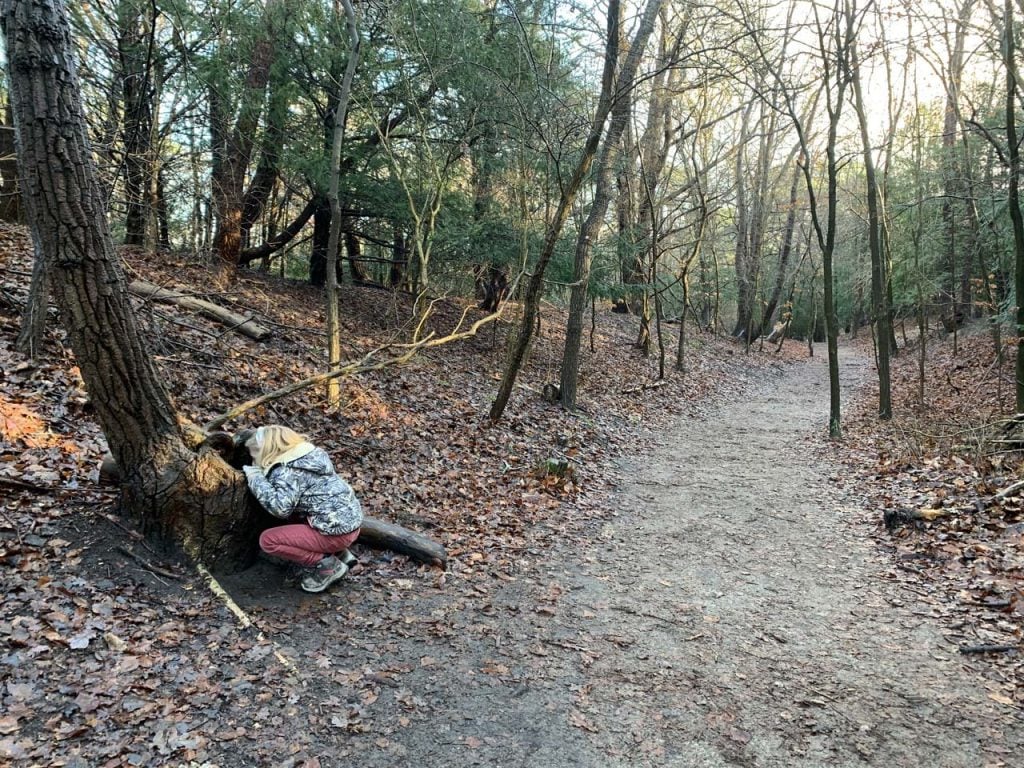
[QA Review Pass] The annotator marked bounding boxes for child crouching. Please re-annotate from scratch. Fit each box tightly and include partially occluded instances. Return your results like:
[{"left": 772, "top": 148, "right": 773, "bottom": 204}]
[{"left": 239, "top": 425, "right": 362, "bottom": 593}]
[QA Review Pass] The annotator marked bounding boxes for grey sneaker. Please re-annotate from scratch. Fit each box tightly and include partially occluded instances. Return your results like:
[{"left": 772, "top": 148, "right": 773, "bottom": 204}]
[{"left": 299, "top": 556, "right": 348, "bottom": 593}]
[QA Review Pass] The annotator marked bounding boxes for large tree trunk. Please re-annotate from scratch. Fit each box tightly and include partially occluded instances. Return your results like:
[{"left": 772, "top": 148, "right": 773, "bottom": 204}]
[{"left": 1, "top": 0, "right": 257, "bottom": 572}]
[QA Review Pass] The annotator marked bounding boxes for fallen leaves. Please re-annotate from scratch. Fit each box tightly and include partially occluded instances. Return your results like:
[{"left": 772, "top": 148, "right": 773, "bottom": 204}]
[
  {"left": 840, "top": 330, "right": 1023, "bottom": 707},
  {"left": 0, "top": 220, "right": 820, "bottom": 764}
]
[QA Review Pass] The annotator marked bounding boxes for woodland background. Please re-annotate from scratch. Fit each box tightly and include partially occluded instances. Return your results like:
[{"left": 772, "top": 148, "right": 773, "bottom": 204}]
[{"left": 0, "top": 0, "right": 1023, "bottom": 763}]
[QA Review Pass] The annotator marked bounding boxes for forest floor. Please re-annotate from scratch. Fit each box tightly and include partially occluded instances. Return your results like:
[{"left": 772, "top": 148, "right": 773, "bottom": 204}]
[{"left": 1, "top": 223, "right": 1022, "bottom": 766}]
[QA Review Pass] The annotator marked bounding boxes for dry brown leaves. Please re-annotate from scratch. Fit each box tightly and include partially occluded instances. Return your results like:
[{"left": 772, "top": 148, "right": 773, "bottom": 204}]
[{"left": 840, "top": 325, "right": 1023, "bottom": 708}]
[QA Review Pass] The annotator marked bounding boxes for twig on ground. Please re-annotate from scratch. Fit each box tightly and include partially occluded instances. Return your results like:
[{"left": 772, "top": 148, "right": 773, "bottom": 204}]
[
  {"left": 0, "top": 476, "right": 52, "bottom": 493},
  {"left": 96, "top": 511, "right": 169, "bottom": 559},
  {"left": 0, "top": 507, "right": 25, "bottom": 546},
  {"left": 611, "top": 604, "right": 690, "bottom": 627},
  {"left": 195, "top": 562, "right": 301, "bottom": 677},
  {"left": 958, "top": 644, "right": 1019, "bottom": 654},
  {"left": 621, "top": 380, "right": 667, "bottom": 395},
  {"left": 0, "top": 476, "right": 118, "bottom": 496},
  {"left": 115, "top": 545, "right": 183, "bottom": 580}
]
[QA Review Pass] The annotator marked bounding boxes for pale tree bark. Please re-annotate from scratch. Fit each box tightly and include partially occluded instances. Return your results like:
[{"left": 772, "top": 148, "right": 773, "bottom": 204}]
[
  {"left": 558, "top": 0, "right": 664, "bottom": 409},
  {"left": 1, "top": 0, "right": 259, "bottom": 571},
  {"left": 325, "top": 0, "right": 360, "bottom": 406}
]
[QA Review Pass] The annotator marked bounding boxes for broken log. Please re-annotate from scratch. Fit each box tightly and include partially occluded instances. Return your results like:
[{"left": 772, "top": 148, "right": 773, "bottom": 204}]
[
  {"left": 358, "top": 517, "right": 446, "bottom": 567},
  {"left": 99, "top": 453, "right": 447, "bottom": 567},
  {"left": 129, "top": 279, "right": 272, "bottom": 341}
]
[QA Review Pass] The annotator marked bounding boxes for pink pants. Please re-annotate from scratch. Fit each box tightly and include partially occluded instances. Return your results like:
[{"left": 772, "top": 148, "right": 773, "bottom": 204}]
[{"left": 259, "top": 523, "right": 360, "bottom": 567}]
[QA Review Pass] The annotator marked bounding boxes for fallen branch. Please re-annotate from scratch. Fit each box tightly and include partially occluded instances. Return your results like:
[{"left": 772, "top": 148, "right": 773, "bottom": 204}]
[
  {"left": 115, "top": 545, "right": 184, "bottom": 580},
  {"left": 129, "top": 279, "right": 272, "bottom": 341},
  {"left": 203, "top": 298, "right": 508, "bottom": 431},
  {"left": 0, "top": 476, "right": 118, "bottom": 496},
  {"left": 0, "top": 476, "right": 52, "bottom": 494},
  {"left": 196, "top": 562, "right": 300, "bottom": 677},
  {"left": 359, "top": 517, "right": 447, "bottom": 566},
  {"left": 979, "top": 479, "right": 1024, "bottom": 510},
  {"left": 621, "top": 380, "right": 668, "bottom": 395},
  {"left": 958, "top": 644, "right": 1019, "bottom": 654}
]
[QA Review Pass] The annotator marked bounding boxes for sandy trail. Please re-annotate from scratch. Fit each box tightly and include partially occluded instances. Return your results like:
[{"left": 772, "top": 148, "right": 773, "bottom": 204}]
[{"left": 549, "top": 347, "right": 1023, "bottom": 766}]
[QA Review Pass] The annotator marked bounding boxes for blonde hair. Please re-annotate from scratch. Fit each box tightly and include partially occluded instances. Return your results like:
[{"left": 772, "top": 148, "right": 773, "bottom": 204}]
[{"left": 245, "top": 425, "right": 307, "bottom": 469}]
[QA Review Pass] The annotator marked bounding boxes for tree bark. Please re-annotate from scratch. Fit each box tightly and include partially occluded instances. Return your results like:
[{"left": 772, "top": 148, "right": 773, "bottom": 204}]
[
  {"left": 117, "top": 0, "right": 157, "bottom": 248},
  {"left": 2, "top": 0, "right": 259, "bottom": 572},
  {"left": 15, "top": 225, "right": 47, "bottom": 357},
  {"left": 1002, "top": 0, "right": 1024, "bottom": 412},
  {"left": 558, "top": 0, "right": 663, "bottom": 409},
  {"left": 0, "top": 108, "right": 22, "bottom": 222}
]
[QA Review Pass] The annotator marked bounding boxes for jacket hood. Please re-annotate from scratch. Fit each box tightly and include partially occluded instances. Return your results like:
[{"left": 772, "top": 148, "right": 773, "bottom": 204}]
[{"left": 281, "top": 446, "right": 334, "bottom": 476}]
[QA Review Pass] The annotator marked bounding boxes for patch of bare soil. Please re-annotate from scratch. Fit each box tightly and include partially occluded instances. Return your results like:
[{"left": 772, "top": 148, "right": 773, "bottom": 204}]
[{"left": 537, "top": 346, "right": 1022, "bottom": 767}]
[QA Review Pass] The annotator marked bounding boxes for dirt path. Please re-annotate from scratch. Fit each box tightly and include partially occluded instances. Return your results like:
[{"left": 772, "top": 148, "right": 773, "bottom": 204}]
[
  {"left": 546, "top": 348, "right": 1024, "bottom": 766},
  {"left": 233, "top": 349, "right": 1023, "bottom": 767}
]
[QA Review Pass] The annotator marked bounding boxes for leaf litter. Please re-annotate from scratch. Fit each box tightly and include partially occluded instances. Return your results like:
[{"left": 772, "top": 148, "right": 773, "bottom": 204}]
[{"left": 2, "top": 220, "right": 1020, "bottom": 765}]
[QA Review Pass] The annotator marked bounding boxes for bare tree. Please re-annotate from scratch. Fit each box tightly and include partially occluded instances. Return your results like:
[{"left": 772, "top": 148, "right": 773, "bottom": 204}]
[
  {"left": 847, "top": 5, "right": 892, "bottom": 420},
  {"left": 489, "top": 0, "right": 627, "bottom": 422},
  {"left": 325, "top": 0, "right": 360, "bottom": 406},
  {"left": 557, "top": 0, "right": 664, "bottom": 409},
  {"left": 750, "top": 0, "right": 854, "bottom": 438}
]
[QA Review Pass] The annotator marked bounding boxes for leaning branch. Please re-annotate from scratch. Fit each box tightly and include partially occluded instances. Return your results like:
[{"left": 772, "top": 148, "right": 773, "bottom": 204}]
[{"left": 203, "top": 296, "right": 511, "bottom": 431}]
